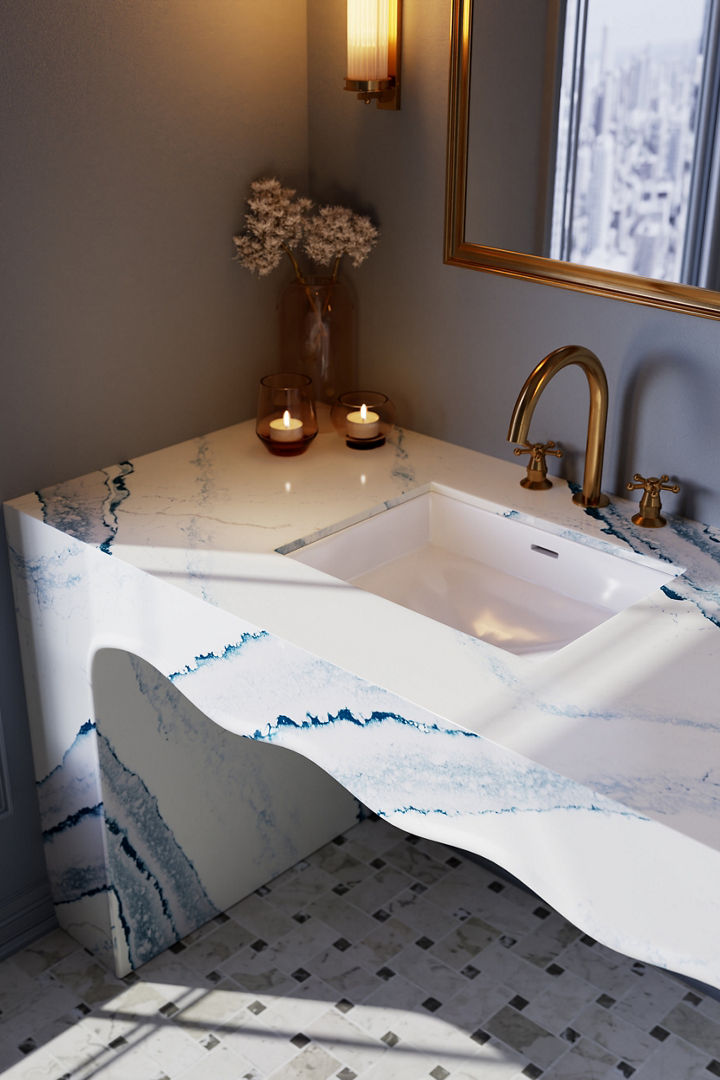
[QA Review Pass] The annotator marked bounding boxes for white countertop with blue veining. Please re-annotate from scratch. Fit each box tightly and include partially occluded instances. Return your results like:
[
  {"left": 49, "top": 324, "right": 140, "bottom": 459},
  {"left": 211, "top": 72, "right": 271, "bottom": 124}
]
[{"left": 6, "top": 420, "right": 720, "bottom": 984}]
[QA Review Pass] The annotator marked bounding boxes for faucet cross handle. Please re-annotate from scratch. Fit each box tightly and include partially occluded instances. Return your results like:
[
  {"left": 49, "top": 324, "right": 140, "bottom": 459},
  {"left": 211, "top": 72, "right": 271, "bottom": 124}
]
[
  {"left": 626, "top": 473, "right": 680, "bottom": 528},
  {"left": 514, "top": 440, "right": 563, "bottom": 491}
]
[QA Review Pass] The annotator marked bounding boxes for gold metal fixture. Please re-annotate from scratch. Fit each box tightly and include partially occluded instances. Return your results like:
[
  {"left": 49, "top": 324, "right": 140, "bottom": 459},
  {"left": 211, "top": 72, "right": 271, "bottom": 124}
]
[
  {"left": 626, "top": 474, "right": 680, "bottom": 528},
  {"left": 513, "top": 440, "right": 563, "bottom": 490},
  {"left": 345, "top": 0, "right": 401, "bottom": 109},
  {"left": 507, "top": 345, "right": 609, "bottom": 509}
]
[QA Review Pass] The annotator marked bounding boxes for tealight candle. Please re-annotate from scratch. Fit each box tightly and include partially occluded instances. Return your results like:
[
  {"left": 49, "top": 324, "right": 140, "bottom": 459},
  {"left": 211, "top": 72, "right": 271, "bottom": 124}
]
[
  {"left": 269, "top": 409, "right": 304, "bottom": 442},
  {"left": 346, "top": 402, "right": 380, "bottom": 440}
]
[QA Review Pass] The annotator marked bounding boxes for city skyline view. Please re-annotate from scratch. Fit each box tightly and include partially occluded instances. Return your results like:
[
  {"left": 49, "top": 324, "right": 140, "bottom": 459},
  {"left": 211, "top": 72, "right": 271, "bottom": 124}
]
[{"left": 552, "top": 0, "right": 711, "bottom": 283}]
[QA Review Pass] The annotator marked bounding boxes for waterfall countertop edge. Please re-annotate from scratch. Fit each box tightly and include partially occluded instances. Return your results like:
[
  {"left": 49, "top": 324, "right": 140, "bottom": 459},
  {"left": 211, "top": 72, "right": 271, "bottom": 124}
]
[
  {"left": 6, "top": 419, "right": 720, "bottom": 853},
  {"left": 5, "top": 419, "right": 720, "bottom": 986}
]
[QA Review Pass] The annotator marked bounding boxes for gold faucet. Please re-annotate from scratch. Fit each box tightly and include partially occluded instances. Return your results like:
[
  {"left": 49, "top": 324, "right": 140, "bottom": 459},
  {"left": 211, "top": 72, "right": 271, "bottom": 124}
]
[{"left": 507, "top": 345, "right": 609, "bottom": 508}]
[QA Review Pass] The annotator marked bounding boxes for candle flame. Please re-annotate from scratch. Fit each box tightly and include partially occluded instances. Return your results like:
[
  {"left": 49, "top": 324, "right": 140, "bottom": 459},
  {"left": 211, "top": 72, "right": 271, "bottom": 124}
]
[
  {"left": 282, "top": 409, "right": 291, "bottom": 429},
  {"left": 360, "top": 403, "right": 368, "bottom": 421}
]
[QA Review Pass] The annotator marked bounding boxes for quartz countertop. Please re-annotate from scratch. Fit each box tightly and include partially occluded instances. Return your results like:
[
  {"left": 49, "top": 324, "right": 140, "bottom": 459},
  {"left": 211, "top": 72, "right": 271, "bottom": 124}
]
[{"left": 6, "top": 420, "right": 720, "bottom": 985}]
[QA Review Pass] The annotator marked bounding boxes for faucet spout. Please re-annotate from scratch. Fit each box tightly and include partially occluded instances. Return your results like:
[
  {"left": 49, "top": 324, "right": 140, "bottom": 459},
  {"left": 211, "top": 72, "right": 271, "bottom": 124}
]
[{"left": 507, "top": 345, "right": 609, "bottom": 508}]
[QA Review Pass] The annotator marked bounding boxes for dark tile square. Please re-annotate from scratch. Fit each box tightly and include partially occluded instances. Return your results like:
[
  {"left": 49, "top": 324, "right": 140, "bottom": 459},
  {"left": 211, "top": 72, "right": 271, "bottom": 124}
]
[
  {"left": 381, "top": 1030, "right": 400, "bottom": 1046},
  {"left": 685, "top": 991, "right": 703, "bottom": 1006},
  {"left": 422, "top": 996, "right": 442, "bottom": 1013},
  {"left": 597, "top": 993, "right": 616, "bottom": 1009},
  {"left": 122, "top": 971, "right": 140, "bottom": 985},
  {"left": 650, "top": 1025, "right": 669, "bottom": 1042},
  {"left": 410, "top": 882, "right": 427, "bottom": 894},
  {"left": 631, "top": 961, "right": 646, "bottom": 975},
  {"left": 335, "top": 998, "right": 354, "bottom": 1013},
  {"left": 206, "top": 970, "right": 222, "bottom": 983},
  {"left": 523, "top": 1066, "right": 543, "bottom": 1079},
  {"left": 18, "top": 1039, "right": 36, "bottom": 1055},
  {"left": 561, "top": 1027, "right": 580, "bottom": 1043},
  {"left": 293, "top": 912, "right": 310, "bottom": 924},
  {"left": 430, "top": 1067, "right": 450, "bottom": 1080},
  {"left": 169, "top": 941, "right": 186, "bottom": 954},
  {"left": 292, "top": 967, "right": 311, "bottom": 982},
  {"left": 159, "top": 1002, "right": 179, "bottom": 1018},
  {"left": 580, "top": 934, "right": 596, "bottom": 946},
  {"left": 109, "top": 1037, "right": 127, "bottom": 1050},
  {"left": 332, "top": 835, "right": 347, "bottom": 846},
  {"left": 251, "top": 938, "right": 268, "bottom": 953},
  {"left": 213, "top": 911, "right": 230, "bottom": 924},
  {"left": 376, "top": 966, "right": 396, "bottom": 981},
  {"left": 461, "top": 964, "right": 480, "bottom": 980},
  {"left": 373, "top": 908, "right": 391, "bottom": 922},
  {"left": 76, "top": 1002, "right": 92, "bottom": 1015},
  {"left": 500, "top": 935, "right": 517, "bottom": 949},
  {"left": 471, "top": 1028, "right": 491, "bottom": 1045},
  {"left": 510, "top": 994, "right": 529, "bottom": 1011},
  {"left": 370, "top": 857, "right": 386, "bottom": 869},
  {"left": 337, "top": 1069, "right": 357, "bottom": 1080},
  {"left": 416, "top": 936, "right": 434, "bottom": 950},
  {"left": 617, "top": 1064, "right": 635, "bottom": 1077},
  {"left": 446, "top": 855, "right": 462, "bottom": 868},
  {"left": 248, "top": 1000, "right": 266, "bottom": 1015},
  {"left": 290, "top": 1033, "right": 311, "bottom": 1048},
  {"left": 706, "top": 1060, "right": 720, "bottom": 1077},
  {"left": 333, "top": 883, "right": 350, "bottom": 896},
  {"left": 255, "top": 884, "right": 271, "bottom": 897},
  {"left": 333, "top": 938, "right": 352, "bottom": 952},
  {"left": 202, "top": 1034, "right": 220, "bottom": 1051},
  {"left": 546, "top": 964, "right": 564, "bottom": 976},
  {"left": 488, "top": 881, "right": 505, "bottom": 893},
  {"left": 453, "top": 907, "right": 471, "bottom": 920},
  {"left": 533, "top": 906, "right": 551, "bottom": 919},
  {"left": 405, "top": 834, "right": 420, "bottom": 845}
]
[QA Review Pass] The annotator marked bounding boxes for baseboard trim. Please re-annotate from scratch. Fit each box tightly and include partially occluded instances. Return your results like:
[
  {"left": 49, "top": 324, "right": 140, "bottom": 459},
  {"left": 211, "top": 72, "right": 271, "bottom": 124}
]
[{"left": 0, "top": 880, "right": 56, "bottom": 961}]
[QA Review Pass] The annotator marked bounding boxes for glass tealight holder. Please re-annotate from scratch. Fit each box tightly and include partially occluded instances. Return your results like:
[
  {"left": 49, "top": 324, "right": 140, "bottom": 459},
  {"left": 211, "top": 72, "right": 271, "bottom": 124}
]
[
  {"left": 331, "top": 391, "right": 395, "bottom": 450},
  {"left": 256, "top": 373, "right": 318, "bottom": 456}
]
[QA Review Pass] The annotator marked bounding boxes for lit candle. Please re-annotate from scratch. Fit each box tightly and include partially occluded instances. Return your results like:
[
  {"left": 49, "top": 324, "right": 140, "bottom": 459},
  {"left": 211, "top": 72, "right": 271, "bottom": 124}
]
[
  {"left": 346, "top": 402, "right": 380, "bottom": 440},
  {"left": 269, "top": 409, "right": 304, "bottom": 442}
]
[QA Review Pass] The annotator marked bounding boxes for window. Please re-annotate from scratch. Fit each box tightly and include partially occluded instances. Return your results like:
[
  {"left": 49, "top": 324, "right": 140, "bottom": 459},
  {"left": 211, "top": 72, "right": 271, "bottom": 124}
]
[{"left": 550, "top": 0, "right": 720, "bottom": 287}]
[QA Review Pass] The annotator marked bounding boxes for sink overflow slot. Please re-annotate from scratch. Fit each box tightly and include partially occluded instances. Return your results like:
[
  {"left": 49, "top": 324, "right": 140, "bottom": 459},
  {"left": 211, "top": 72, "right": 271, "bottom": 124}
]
[{"left": 531, "top": 543, "right": 559, "bottom": 559}]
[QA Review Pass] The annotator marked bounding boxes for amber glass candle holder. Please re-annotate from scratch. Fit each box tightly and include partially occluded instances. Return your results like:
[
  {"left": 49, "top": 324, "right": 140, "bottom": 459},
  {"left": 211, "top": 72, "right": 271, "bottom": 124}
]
[
  {"left": 256, "top": 373, "right": 318, "bottom": 456},
  {"left": 331, "top": 391, "right": 395, "bottom": 449}
]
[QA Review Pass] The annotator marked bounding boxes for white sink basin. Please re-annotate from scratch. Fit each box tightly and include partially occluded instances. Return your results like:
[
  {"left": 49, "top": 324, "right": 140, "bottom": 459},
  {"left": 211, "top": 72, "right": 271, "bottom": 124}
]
[{"left": 287, "top": 486, "right": 682, "bottom": 659}]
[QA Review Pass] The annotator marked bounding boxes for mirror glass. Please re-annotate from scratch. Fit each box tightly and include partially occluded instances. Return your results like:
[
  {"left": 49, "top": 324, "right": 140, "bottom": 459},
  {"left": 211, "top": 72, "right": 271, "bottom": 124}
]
[{"left": 445, "top": 0, "right": 720, "bottom": 318}]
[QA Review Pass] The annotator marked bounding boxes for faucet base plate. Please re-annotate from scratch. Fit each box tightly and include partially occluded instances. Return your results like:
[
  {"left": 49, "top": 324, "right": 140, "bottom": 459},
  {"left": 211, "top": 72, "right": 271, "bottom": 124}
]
[{"left": 572, "top": 492, "right": 610, "bottom": 509}]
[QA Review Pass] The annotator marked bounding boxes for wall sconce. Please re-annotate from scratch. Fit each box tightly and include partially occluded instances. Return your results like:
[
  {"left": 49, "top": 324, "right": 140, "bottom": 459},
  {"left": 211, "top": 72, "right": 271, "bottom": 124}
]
[{"left": 345, "top": 0, "right": 401, "bottom": 109}]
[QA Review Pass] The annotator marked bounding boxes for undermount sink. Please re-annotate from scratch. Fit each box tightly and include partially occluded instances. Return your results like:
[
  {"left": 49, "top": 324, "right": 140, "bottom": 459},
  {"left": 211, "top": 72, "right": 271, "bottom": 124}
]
[{"left": 287, "top": 485, "right": 683, "bottom": 660}]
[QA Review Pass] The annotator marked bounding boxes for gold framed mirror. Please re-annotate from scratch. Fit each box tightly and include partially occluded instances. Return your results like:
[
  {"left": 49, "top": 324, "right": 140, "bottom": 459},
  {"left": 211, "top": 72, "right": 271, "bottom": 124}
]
[{"left": 444, "top": 0, "right": 720, "bottom": 320}]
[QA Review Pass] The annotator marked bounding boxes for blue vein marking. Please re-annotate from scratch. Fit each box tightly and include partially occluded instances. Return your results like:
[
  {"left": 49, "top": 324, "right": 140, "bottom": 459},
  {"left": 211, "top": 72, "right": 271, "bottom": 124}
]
[
  {"left": 105, "top": 815, "right": 175, "bottom": 926},
  {"left": 43, "top": 803, "right": 103, "bottom": 839},
  {"left": 252, "top": 708, "right": 478, "bottom": 742},
  {"left": 168, "top": 631, "right": 269, "bottom": 681},
  {"left": 100, "top": 461, "right": 134, "bottom": 554},
  {"left": 381, "top": 802, "right": 646, "bottom": 820},
  {"left": 37, "top": 719, "right": 96, "bottom": 788}
]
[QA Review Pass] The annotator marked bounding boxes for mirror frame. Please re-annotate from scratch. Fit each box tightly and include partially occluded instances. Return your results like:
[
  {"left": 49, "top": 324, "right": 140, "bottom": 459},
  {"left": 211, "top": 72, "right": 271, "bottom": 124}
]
[{"left": 444, "top": 0, "right": 720, "bottom": 320}]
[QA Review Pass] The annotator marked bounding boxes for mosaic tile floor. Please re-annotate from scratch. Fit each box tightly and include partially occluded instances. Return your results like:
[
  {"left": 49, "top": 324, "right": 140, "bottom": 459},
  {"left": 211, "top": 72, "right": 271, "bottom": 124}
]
[{"left": 1, "top": 815, "right": 719, "bottom": 1079}]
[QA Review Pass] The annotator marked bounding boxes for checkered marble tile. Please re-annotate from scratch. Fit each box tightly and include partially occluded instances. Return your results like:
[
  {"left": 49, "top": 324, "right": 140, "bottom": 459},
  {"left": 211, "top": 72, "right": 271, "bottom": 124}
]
[{"left": 2, "top": 814, "right": 719, "bottom": 1080}]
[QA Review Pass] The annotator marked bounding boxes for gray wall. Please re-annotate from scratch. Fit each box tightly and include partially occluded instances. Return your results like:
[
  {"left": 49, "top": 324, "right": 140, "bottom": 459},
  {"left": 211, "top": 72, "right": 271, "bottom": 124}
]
[
  {"left": 0, "top": 0, "right": 308, "bottom": 954},
  {"left": 308, "top": 0, "right": 720, "bottom": 529}
]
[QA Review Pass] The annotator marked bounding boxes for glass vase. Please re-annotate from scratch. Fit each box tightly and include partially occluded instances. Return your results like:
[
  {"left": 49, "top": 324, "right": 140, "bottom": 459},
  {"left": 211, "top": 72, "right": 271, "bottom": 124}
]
[{"left": 278, "top": 277, "right": 356, "bottom": 407}]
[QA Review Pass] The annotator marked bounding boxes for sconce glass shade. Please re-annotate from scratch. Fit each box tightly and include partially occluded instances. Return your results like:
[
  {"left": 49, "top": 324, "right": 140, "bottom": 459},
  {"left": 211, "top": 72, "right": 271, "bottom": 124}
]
[
  {"left": 347, "top": 0, "right": 389, "bottom": 81},
  {"left": 345, "top": 0, "right": 401, "bottom": 108}
]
